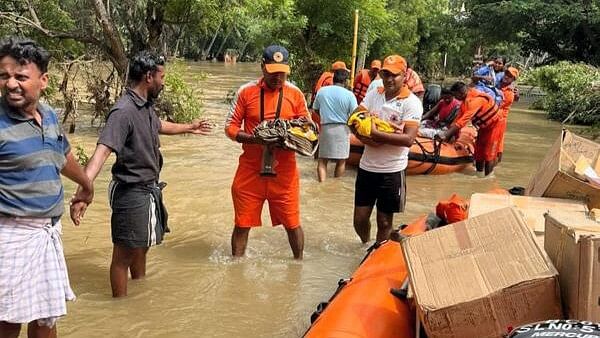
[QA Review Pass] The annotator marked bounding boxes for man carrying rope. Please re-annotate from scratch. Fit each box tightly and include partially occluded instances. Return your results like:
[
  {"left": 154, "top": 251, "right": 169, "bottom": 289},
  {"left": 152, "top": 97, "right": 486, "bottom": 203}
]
[{"left": 224, "top": 45, "right": 309, "bottom": 259}]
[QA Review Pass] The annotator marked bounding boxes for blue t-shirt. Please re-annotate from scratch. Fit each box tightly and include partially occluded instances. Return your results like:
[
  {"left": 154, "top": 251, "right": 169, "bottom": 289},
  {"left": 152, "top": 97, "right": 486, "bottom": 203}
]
[
  {"left": 495, "top": 71, "right": 505, "bottom": 88},
  {"left": 474, "top": 83, "right": 504, "bottom": 106},
  {"left": 313, "top": 85, "right": 358, "bottom": 124}
]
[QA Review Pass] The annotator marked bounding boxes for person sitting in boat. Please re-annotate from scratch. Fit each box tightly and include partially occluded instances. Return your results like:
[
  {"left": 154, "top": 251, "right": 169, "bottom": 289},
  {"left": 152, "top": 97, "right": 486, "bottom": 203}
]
[{"left": 419, "top": 88, "right": 461, "bottom": 139}]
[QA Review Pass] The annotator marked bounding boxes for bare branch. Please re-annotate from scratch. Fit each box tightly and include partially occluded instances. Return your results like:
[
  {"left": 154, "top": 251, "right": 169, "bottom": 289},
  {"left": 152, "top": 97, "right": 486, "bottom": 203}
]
[
  {"left": 0, "top": 11, "right": 101, "bottom": 45},
  {"left": 24, "top": 0, "right": 41, "bottom": 26}
]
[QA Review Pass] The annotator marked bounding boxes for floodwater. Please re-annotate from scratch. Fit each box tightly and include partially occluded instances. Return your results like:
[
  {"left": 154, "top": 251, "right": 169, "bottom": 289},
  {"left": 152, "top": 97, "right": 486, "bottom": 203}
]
[{"left": 47, "top": 62, "right": 560, "bottom": 337}]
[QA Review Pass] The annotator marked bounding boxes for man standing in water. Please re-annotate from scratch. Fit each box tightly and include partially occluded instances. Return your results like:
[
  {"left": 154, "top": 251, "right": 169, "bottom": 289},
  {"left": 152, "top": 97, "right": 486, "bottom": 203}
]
[
  {"left": 0, "top": 37, "right": 93, "bottom": 338},
  {"left": 351, "top": 55, "right": 423, "bottom": 244},
  {"left": 496, "top": 66, "right": 518, "bottom": 163},
  {"left": 444, "top": 81, "right": 501, "bottom": 177},
  {"left": 75, "top": 51, "right": 212, "bottom": 297},
  {"left": 224, "top": 45, "right": 309, "bottom": 259},
  {"left": 313, "top": 65, "right": 357, "bottom": 182}
]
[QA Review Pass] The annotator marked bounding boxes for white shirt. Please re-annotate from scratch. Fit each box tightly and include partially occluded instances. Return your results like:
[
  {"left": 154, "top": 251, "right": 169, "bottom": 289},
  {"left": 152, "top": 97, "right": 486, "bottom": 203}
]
[
  {"left": 367, "top": 79, "right": 383, "bottom": 93},
  {"left": 359, "top": 88, "right": 423, "bottom": 173}
]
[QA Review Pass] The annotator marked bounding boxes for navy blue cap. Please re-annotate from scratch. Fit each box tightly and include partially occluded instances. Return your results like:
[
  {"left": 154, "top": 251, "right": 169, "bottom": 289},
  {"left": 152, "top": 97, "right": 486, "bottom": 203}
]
[{"left": 262, "top": 45, "right": 290, "bottom": 74}]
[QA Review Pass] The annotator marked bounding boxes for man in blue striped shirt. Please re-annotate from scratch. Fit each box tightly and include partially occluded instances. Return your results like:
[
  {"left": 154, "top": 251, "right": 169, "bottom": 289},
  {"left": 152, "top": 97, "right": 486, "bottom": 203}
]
[{"left": 0, "top": 37, "right": 93, "bottom": 338}]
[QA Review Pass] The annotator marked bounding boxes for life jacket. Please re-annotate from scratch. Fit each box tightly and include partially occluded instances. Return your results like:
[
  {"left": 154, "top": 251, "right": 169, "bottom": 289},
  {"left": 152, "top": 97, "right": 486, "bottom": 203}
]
[
  {"left": 352, "top": 69, "right": 373, "bottom": 103},
  {"left": 435, "top": 194, "right": 468, "bottom": 224},
  {"left": 470, "top": 89, "right": 500, "bottom": 129},
  {"left": 310, "top": 72, "right": 334, "bottom": 106}
]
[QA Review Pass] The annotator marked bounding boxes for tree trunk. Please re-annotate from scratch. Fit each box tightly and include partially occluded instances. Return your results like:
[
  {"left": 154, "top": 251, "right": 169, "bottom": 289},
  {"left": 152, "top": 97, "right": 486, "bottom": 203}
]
[
  {"left": 146, "top": 0, "right": 167, "bottom": 52},
  {"left": 215, "top": 28, "right": 232, "bottom": 58},
  {"left": 239, "top": 41, "right": 250, "bottom": 60},
  {"left": 173, "top": 27, "right": 185, "bottom": 58},
  {"left": 356, "top": 34, "right": 368, "bottom": 72},
  {"left": 90, "top": 0, "right": 127, "bottom": 78},
  {"left": 201, "top": 22, "right": 221, "bottom": 60}
]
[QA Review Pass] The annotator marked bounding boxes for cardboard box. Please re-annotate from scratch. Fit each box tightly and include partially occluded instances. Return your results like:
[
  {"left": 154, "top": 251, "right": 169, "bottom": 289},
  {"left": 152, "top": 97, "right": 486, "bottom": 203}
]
[
  {"left": 544, "top": 212, "right": 600, "bottom": 321},
  {"left": 403, "top": 207, "right": 562, "bottom": 338},
  {"left": 526, "top": 129, "right": 600, "bottom": 209},
  {"left": 469, "top": 193, "right": 588, "bottom": 233}
]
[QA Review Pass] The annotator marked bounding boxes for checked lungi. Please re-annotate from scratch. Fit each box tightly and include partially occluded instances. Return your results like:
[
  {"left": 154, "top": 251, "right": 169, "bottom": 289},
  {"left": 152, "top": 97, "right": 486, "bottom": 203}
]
[{"left": 0, "top": 216, "right": 75, "bottom": 327}]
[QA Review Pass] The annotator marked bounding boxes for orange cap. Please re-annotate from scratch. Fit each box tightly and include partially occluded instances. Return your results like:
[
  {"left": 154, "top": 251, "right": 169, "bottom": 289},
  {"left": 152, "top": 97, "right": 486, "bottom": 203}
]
[
  {"left": 506, "top": 66, "right": 519, "bottom": 79},
  {"left": 370, "top": 60, "right": 382, "bottom": 70},
  {"left": 331, "top": 61, "right": 350, "bottom": 72},
  {"left": 381, "top": 55, "right": 407, "bottom": 75}
]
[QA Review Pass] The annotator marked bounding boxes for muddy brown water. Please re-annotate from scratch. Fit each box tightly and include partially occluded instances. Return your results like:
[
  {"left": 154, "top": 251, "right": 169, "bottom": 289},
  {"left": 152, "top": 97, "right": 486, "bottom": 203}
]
[{"left": 41, "top": 62, "right": 560, "bottom": 337}]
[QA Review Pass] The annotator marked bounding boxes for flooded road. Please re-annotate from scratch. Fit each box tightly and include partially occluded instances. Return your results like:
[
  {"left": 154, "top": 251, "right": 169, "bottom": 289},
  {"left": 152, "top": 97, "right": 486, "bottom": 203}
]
[{"left": 53, "top": 62, "right": 561, "bottom": 337}]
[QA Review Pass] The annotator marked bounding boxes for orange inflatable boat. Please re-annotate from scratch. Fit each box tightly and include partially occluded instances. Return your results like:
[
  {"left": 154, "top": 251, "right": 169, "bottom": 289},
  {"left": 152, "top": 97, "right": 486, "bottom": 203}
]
[
  {"left": 348, "top": 127, "right": 477, "bottom": 175},
  {"left": 304, "top": 216, "right": 429, "bottom": 338}
]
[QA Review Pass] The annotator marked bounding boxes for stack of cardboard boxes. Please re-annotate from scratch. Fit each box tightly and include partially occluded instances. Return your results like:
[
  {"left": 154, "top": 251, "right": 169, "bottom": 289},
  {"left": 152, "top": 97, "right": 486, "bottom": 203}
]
[{"left": 402, "top": 130, "right": 600, "bottom": 337}]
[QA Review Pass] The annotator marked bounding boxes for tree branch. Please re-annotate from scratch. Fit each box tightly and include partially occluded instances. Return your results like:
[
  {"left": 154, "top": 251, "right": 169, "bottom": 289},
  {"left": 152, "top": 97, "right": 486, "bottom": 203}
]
[{"left": 0, "top": 11, "right": 101, "bottom": 45}]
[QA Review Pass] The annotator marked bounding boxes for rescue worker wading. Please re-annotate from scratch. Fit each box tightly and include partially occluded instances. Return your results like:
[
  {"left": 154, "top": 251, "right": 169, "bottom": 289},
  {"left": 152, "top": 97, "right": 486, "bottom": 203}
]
[
  {"left": 444, "top": 82, "right": 501, "bottom": 177},
  {"left": 224, "top": 45, "right": 309, "bottom": 259}
]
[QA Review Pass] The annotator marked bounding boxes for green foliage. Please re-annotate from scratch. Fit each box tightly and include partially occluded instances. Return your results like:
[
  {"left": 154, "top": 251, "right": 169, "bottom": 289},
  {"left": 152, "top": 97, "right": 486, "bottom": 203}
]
[
  {"left": 75, "top": 144, "right": 89, "bottom": 166},
  {"left": 156, "top": 60, "right": 205, "bottom": 123},
  {"left": 288, "top": 0, "right": 389, "bottom": 91},
  {"left": 43, "top": 73, "right": 61, "bottom": 101},
  {"left": 464, "top": 0, "right": 600, "bottom": 66},
  {"left": 524, "top": 62, "right": 600, "bottom": 124}
]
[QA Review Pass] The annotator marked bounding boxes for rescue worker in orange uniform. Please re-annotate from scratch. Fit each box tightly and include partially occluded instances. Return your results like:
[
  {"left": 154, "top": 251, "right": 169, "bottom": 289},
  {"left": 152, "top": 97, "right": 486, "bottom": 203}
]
[
  {"left": 404, "top": 67, "right": 425, "bottom": 100},
  {"left": 496, "top": 67, "right": 518, "bottom": 163},
  {"left": 353, "top": 60, "right": 381, "bottom": 103},
  {"left": 224, "top": 45, "right": 309, "bottom": 259},
  {"left": 444, "top": 81, "right": 501, "bottom": 177},
  {"left": 367, "top": 66, "right": 424, "bottom": 100},
  {"left": 311, "top": 61, "right": 351, "bottom": 108}
]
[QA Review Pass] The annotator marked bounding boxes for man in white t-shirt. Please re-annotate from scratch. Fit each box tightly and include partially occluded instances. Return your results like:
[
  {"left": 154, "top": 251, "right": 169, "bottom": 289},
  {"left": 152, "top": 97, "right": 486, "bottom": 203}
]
[{"left": 350, "top": 55, "right": 423, "bottom": 243}]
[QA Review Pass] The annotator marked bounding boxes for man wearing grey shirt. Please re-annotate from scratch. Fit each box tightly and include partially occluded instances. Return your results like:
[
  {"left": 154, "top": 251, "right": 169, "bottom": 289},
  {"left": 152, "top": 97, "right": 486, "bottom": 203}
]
[{"left": 73, "top": 51, "right": 211, "bottom": 297}]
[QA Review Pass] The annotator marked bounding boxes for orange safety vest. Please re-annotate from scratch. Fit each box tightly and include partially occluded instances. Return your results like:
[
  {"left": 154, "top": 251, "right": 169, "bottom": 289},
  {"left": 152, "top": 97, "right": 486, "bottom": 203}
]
[
  {"left": 311, "top": 72, "right": 334, "bottom": 104},
  {"left": 471, "top": 92, "right": 500, "bottom": 129},
  {"left": 353, "top": 69, "right": 374, "bottom": 103}
]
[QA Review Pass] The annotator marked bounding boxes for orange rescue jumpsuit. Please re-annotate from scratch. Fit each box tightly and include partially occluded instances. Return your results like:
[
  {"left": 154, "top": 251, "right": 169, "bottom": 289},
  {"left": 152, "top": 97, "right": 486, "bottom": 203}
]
[
  {"left": 225, "top": 78, "right": 309, "bottom": 229},
  {"left": 451, "top": 88, "right": 501, "bottom": 162},
  {"left": 497, "top": 85, "right": 515, "bottom": 157}
]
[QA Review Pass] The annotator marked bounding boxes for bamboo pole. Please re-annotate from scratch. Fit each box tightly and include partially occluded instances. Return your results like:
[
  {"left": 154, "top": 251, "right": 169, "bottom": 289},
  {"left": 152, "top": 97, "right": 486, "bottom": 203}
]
[{"left": 350, "top": 9, "right": 359, "bottom": 89}]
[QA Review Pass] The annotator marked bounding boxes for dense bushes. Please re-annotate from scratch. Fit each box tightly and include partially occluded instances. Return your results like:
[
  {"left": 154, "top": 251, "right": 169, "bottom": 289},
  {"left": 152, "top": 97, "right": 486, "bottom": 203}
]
[
  {"left": 523, "top": 62, "right": 600, "bottom": 125},
  {"left": 153, "top": 60, "right": 205, "bottom": 123}
]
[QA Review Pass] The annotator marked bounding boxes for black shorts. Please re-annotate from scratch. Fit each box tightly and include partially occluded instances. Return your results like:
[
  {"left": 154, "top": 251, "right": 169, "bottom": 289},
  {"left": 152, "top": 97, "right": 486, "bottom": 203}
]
[
  {"left": 109, "top": 181, "right": 169, "bottom": 248},
  {"left": 354, "top": 168, "right": 406, "bottom": 214}
]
